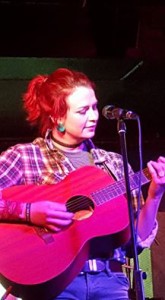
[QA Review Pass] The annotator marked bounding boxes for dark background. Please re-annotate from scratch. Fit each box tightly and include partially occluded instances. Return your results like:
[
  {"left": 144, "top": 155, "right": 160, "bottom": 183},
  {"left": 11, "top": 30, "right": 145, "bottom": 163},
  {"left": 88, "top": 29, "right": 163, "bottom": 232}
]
[{"left": 0, "top": 0, "right": 165, "bottom": 59}]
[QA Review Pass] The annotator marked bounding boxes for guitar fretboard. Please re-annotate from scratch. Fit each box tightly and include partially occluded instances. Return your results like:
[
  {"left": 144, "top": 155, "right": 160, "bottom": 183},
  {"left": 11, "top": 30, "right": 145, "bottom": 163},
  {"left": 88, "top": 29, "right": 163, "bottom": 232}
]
[{"left": 91, "top": 168, "right": 151, "bottom": 206}]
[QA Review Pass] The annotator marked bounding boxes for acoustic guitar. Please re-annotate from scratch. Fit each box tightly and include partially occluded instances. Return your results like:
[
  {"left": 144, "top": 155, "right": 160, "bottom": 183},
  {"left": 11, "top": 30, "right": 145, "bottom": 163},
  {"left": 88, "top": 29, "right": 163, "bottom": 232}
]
[{"left": 0, "top": 165, "right": 151, "bottom": 300}]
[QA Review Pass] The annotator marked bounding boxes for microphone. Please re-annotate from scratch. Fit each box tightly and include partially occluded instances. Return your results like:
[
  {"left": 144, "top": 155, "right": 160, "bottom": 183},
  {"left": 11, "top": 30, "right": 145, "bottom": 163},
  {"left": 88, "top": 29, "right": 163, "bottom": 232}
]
[{"left": 102, "top": 105, "right": 138, "bottom": 120}]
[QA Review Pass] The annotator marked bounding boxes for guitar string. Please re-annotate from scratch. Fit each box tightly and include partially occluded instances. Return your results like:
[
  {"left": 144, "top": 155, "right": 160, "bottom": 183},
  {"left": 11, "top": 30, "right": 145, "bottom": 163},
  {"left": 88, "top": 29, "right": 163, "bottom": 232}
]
[
  {"left": 66, "top": 187, "right": 125, "bottom": 211},
  {"left": 66, "top": 183, "right": 127, "bottom": 211},
  {"left": 66, "top": 169, "right": 150, "bottom": 211},
  {"left": 66, "top": 183, "right": 123, "bottom": 207}
]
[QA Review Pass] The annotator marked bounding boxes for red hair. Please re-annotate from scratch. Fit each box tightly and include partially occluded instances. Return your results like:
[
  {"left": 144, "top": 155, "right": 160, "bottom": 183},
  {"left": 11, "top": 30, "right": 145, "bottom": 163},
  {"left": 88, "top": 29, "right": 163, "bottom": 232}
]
[{"left": 23, "top": 68, "right": 95, "bottom": 136}]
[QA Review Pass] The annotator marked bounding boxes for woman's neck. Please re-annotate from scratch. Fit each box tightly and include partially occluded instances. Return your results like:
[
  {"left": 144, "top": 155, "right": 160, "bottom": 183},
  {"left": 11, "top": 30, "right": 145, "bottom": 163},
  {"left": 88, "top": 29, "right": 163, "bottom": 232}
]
[{"left": 51, "top": 133, "right": 85, "bottom": 152}]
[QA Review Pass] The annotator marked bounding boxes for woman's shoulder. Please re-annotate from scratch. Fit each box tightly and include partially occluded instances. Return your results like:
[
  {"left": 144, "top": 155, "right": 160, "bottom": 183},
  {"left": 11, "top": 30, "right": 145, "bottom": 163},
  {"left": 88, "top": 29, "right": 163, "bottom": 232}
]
[
  {"left": 93, "top": 147, "right": 123, "bottom": 161},
  {"left": 0, "top": 138, "right": 41, "bottom": 157}
]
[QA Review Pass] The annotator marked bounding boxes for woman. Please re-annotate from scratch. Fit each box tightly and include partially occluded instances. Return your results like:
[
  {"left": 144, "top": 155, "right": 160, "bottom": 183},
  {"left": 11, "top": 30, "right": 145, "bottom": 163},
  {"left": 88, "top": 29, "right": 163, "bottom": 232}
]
[{"left": 0, "top": 68, "right": 165, "bottom": 300}]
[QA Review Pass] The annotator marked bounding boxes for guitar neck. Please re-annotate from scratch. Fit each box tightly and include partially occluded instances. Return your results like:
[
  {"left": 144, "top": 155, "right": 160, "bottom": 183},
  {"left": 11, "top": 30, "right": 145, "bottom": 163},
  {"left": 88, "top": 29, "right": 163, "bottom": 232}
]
[
  {"left": 91, "top": 168, "right": 151, "bottom": 206},
  {"left": 130, "top": 167, "right": 151, "bottom": 189}
]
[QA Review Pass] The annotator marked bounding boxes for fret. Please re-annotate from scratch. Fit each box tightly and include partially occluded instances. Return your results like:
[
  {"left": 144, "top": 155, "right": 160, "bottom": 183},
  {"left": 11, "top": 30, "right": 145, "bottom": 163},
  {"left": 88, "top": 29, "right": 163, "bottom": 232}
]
[{"left": 91, "top": 168, "right": 151, "bottom": 206}]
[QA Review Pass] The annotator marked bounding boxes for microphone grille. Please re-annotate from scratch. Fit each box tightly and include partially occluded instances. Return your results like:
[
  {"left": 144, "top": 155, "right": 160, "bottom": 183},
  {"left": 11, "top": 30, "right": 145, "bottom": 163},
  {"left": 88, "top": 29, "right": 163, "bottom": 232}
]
[{"left": 102, "top": 105, "right": 115, "bottom": 119}]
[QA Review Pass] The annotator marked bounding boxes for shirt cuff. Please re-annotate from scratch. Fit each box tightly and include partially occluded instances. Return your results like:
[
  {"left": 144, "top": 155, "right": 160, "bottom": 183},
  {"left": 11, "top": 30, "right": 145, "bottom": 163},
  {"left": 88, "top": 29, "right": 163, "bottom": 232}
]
[{"left": 137, "top": 220, "right": 158, "bottom": 248}]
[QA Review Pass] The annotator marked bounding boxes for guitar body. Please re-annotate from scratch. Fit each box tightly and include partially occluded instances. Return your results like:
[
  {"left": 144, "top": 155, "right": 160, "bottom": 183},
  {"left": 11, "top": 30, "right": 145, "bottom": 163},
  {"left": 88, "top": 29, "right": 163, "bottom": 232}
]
[{"left": 0, "top": 166, "right": 131, "bottom": 299}]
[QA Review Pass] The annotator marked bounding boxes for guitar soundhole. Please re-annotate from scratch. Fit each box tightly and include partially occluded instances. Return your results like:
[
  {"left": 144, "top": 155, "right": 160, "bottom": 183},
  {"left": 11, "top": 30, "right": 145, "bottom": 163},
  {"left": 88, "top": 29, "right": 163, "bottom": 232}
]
[{"left": 66, "top": 195, "right": 94, "bottom": 221}]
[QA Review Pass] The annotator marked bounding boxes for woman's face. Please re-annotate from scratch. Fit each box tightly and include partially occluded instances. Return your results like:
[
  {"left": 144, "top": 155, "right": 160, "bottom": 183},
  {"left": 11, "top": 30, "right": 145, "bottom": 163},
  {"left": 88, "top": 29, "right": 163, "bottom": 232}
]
[{"left": 57, "top": 86, "right": 99, "bottom": 144}]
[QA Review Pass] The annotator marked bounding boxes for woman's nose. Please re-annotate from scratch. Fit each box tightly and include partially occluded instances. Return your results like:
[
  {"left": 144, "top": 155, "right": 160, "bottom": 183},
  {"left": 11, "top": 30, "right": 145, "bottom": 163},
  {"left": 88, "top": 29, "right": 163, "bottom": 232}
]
[{"left": 88, "top": 109, "right": 98, "bottom": 120}]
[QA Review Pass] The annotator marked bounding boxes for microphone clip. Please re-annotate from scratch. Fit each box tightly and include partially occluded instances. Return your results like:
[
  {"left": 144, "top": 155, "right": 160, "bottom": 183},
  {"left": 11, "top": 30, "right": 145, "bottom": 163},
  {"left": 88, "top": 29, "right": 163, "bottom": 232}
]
[{"left": 102, "top": 105, "right": 138, "bottom": 120}]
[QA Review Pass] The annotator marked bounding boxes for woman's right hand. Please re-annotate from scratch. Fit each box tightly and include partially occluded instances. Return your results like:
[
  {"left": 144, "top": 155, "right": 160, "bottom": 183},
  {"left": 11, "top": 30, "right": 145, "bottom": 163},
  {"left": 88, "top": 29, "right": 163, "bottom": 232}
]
[{"left": 29, "top": 201, "right": 74, "bottom": 232}]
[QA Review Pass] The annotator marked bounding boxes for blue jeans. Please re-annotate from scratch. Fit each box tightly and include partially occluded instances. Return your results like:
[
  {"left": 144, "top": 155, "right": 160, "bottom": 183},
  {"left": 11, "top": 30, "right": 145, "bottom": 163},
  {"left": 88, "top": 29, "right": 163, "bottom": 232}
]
[{"left": 54, "top": 270, "right": 130, "bottom": 300}]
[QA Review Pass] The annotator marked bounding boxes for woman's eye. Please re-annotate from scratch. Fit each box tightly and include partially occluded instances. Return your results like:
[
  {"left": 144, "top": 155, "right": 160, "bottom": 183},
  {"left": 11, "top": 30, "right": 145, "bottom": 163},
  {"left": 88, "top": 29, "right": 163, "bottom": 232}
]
[{"left": 78, "top": 110, "right": 87, "bottom": 115}]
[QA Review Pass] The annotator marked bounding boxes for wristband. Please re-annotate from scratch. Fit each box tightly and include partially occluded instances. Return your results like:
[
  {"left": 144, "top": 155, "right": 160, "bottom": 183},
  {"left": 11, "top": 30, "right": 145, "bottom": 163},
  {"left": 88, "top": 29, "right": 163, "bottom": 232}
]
[{"left": 25, "top": 203, "right": 31, "bottom": 223}]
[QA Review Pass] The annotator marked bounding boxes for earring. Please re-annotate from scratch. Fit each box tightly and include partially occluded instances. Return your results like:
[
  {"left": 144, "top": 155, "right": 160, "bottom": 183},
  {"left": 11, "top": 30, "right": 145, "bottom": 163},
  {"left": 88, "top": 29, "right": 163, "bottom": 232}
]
[{"left": 57, "top": 122, "right": 65, "bottom": 133}]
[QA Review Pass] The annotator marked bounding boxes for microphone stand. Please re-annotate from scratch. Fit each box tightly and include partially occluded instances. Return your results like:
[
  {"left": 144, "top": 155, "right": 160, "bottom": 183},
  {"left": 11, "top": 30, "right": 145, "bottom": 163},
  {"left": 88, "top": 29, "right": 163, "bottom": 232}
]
[{"left": 117, "top": 118, "right": 145, "bottom": 300}]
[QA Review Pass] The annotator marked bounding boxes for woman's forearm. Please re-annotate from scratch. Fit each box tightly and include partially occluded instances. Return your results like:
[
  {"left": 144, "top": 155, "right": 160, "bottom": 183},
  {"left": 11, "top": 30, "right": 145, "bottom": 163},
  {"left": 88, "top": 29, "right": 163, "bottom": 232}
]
[
  {"left": 137, "top": 192, "right": 163, "bottom": 241},
  {"left": 0, "top": 199, "right": 26, "bottom": 222}
]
